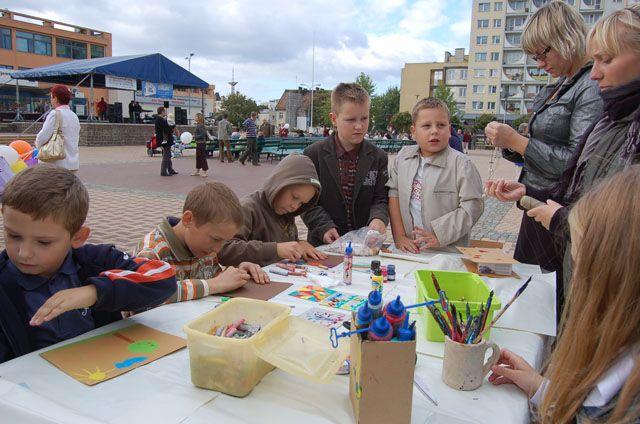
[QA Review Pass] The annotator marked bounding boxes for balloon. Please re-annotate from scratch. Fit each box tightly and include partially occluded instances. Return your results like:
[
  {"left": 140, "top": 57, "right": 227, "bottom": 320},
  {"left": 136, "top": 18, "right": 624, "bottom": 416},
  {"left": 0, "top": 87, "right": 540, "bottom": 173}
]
[
  {"left": 284, "top": 123, "right": 290, "bottom": 129},
  {"left": 180, "top": 132, "right": 193, "bottom": 144},
  {"left": 0, "top": 145, "right": 19, "bottom": 165},
  {"left": 9, "top": 140, "right": 33, "bottom": 160},
  {"left": 24, "top": 157, "right": 38, "bottom": 167},
  {"left": 10, "top": 159, "right": 27, "bottom": 174}
]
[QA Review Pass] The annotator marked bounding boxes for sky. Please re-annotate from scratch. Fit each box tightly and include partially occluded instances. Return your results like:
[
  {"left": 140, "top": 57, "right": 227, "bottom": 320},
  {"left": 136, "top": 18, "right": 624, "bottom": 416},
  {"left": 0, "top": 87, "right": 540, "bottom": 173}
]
[{"left": 8, "top": 0, "right": 473, "bottom": 103}]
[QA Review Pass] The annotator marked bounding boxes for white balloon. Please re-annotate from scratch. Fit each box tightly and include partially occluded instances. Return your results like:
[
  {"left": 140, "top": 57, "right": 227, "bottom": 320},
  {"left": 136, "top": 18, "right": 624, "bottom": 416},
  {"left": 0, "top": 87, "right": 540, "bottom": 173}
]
[
  {"left": 0, "top": 145, "right": 19, "bottom": 164},
  {"left": 180, "top": 132, "right": 193, "bottom": 144}
]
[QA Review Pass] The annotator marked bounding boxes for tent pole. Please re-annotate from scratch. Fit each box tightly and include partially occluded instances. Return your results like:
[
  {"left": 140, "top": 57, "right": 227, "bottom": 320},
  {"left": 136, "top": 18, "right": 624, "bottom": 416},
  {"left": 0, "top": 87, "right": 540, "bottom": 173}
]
[
  {"left": 201, "top": 89, "right": 204, "bottom": 115},
  {"left": 14, "top": 79, "right": 22, "bottom": 121},
  {"left": 89, "top": 72, "right": 94, "bottom": 121}
]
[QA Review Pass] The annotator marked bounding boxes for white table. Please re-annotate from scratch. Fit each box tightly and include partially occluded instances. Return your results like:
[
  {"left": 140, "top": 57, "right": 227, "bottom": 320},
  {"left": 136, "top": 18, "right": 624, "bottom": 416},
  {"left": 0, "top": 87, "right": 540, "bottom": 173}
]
[{"left": 0, "top": 253, "right": 553, "bottom": 423}]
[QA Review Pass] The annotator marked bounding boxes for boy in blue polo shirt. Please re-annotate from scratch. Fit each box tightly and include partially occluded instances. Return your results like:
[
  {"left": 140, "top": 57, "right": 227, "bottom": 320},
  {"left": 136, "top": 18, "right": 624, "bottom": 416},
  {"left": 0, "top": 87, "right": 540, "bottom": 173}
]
[{"left": 0, "top": 165, "right": 177, "bottom": 363}]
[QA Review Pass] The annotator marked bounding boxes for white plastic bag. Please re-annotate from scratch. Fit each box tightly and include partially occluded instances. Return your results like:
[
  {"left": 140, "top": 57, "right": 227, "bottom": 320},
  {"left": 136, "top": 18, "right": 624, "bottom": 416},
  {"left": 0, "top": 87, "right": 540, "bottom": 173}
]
[{"left": 325, "top": 227, "right": 387, "bottom": 256}]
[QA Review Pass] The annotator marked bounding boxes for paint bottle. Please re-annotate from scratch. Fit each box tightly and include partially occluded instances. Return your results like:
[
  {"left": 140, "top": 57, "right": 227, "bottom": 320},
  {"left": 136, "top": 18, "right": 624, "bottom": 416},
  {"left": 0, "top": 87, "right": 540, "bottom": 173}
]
[
  {"left": 356, "top": 303, "right": 372, "bottom": 340},
  {"left": 383, "top": 295, "right": 407, "bottom": 333},
  {"left": 342, "top": 242, "right": 353, "bottom": 285},
  {"left": 370, "top": 260, "right": 381, "bottom": 273},
  {"left": 371, "top": 268, "right": 384, "bottom": 293},
  {"left": 396, "top": 316, "right": 413, "bottom": 341},
  {"left": 368, "top": 290, "right": 383, "bottom": 319},
  {"left": 381, "top": 266, "right": 388, "bottom": 284},
  {"left": 367, "top": 316, "right": 394, "bottom": 342},
  {"left": 387, "top": 264, "right": 396, "bottom": 282}
]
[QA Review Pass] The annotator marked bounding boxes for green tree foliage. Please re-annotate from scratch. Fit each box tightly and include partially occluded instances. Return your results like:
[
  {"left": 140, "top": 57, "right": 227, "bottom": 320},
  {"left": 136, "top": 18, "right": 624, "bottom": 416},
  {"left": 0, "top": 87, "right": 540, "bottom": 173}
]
[
  {"left": 355, "top": 72, "right": 376, "bottom": 97},
  {"left": 311, "top": 89, "right": 332, "bottom": 129},
  {"left": 221, "top": 93, "right": 259, "bottom": 127},
  {"left": 432, "top": 83, "right": 461, "bottom": 125},
  {"left": 473, "top": 113, "right": 497, "bottom": 132},
  {"left": 512, "top": 113, "right": 531, "bottom": 129},
  {"left": 390, "top": 111, "right": 413, "bottom": 134},
  {"left": 371, "top": 86, "right": 400, "bottom": 132}
]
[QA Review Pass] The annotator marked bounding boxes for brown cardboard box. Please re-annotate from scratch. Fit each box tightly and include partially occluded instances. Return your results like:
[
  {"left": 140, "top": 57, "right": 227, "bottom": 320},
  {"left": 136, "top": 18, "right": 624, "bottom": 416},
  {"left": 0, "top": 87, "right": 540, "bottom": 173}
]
[{"left": 349, "top": 330, "right": 416, "bottom": 423}]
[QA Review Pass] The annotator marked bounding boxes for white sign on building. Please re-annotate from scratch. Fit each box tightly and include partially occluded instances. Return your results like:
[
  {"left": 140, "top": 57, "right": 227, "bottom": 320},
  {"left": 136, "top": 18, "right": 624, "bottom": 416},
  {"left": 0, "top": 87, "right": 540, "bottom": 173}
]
[{"left": 105, "top": 75, "right": 137, "bottom": 91}]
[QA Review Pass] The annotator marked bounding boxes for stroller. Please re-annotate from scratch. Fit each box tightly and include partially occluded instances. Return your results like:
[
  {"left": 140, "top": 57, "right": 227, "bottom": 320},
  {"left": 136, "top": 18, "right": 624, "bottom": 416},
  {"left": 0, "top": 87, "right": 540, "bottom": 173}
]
[{"left": 146, "top": 134, "right": 161, "bottom": 157}]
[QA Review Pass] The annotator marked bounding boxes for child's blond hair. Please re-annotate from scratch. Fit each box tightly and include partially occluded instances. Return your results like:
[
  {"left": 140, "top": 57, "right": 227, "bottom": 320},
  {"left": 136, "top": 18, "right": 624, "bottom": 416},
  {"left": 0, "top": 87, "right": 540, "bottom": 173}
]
[
  {"left": 2, "top": 164, "right": 89, "bottom": 235},
  {"left": 411, "top": 97, "right": 450, "bottom": 124},
  {"left": 331, "top": 83, "right": 370, "bottom": 114},
  {"left": 184, "top": 182, "right": 242, "bottom": 227}
]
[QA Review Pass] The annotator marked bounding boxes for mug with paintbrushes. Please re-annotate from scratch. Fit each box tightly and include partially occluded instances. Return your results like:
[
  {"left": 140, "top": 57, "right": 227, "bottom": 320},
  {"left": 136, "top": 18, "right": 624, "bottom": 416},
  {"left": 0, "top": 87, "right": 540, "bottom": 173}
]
[{"left": 442, "top": 336, "right": 500, "bottom": 391}]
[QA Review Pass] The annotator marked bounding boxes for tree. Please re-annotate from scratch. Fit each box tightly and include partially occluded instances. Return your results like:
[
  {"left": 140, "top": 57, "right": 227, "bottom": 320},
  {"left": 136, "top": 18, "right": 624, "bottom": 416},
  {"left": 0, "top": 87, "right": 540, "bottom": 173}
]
[
  {"left": 355, "top": 72, "right": 376, "bottom": 97},
  {"left": 390, "top": 111, "right": 412, "bottom": 134},
  {"left": 220, "top": 93, "right": 259, "bottom": 127},
  {"left": 473, "top": 113, "right": 497, "bottom": 132},
  {"left": 312, "top": 89, "right": 332, "bottom": 129},
  {"left": 512, "top": 113, "right": 531, "bottom": 129},
  {"left": 432, "top": 83, "right": 461, "bottom": 125},
  {"left": 371, "top": 86, "right": 400, "bottom": 132}
]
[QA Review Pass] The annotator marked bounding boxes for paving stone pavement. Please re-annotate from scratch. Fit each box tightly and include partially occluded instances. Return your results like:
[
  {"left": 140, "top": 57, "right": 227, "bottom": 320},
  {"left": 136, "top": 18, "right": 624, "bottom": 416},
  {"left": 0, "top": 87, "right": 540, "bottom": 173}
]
[{"left": 0, "top": 146, "right": 522, "bottom": 254}]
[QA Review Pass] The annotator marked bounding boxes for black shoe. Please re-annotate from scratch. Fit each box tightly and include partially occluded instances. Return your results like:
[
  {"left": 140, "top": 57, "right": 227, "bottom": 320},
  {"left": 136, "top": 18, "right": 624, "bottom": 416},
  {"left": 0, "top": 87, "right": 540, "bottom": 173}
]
[
  {"left": 170, "top": 171, "right": 178, "bottom": 175},
  {"left": 252, "top": 162, "right": 261, "bottom": 166},
  {"left": 240, "top": 158, "right": 246, "bottom": 165},
  {"left": 161, "top": 173, "right": 170, "bottom": 176}
]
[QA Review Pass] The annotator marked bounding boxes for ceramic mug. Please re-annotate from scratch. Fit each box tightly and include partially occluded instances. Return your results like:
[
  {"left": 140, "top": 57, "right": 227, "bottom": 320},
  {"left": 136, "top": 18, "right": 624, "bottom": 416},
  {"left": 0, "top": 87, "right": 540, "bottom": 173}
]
[{"left": 441, "top": 336, "right": 500, "bottom": 391}]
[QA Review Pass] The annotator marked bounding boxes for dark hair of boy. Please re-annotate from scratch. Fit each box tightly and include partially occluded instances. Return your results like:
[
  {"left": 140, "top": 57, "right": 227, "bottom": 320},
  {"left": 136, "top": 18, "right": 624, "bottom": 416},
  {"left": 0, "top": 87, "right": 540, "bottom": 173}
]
[
  {"left": 2, "top": 164, "right": 89, "bottom": 235},
  {"left": 330, "top": 83, "right": 370, "bottom": 114},
  {"left": 411, "top": 97, "right": 451, "bottom": 123},
  {"left": 184, "top": 182, "right": 243, "bottom": 227}
]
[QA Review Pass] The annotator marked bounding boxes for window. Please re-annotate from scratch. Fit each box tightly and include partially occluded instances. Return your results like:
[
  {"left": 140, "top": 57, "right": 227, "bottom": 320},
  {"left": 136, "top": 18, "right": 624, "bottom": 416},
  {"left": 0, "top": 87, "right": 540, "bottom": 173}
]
[
  {"left": 459, "top": 87, "right": 467, "bottom": 97},
  {"left": 490, "top": 69, "right": 499, "bottom": 77},
  {"left": 491, "top": 52, "right": 500, "bottom": 61},
  {"left": 433, "top": 70, "right": 443, "bottom": 85},
  {"left": 506, "top": 34, "right": 521, "bottom": 46},
  {"left": 279, "top": 112, "right": 284, "bottom": 119},
  {"left": 489, "top": 85, "right": 498, "bottom": 93},
  {"left": 478, "top": 19, "right": 489, "bottom": 28},
  {"left": 493, "top": 19, "right": 502, "bottom": 28},
  {"left": 475, "top": 52, "right": 487, "bottom": 62},
  {"left": 0, "top": 65, "right": 12, "bottom": 72},
  {"left": 446, "top": 69, "right": 456, "bottom": 80},
  {"left": 474, "top": 69, "right": 487, "bottom": 78},
  {"left": 487, "top": 102, "right": 496, "bottom": 110},
  {"left": 460, "top": 69, "right": 468, "bottom": 80},
  {"left": 90, "top": 44, "right": 105, "bottom": 58},
  {"left": 479, "top": 2, "right": 490, "bottom": 11},
  {"left": 0, "top": 28, "right": 10, "bottom": 50},
  {"left": 494, "top": 2, "right": 503, "bottom": 10},
  {"left": 492, "top": 35, "right": 501, "bottom": 44},
  {"left": 473, "top": 85, "right": 485, "bottom": 94},
  {"left": 472, "top": 101, "right": 484, "bottom": 110},
  {"left": 476, "top": 36, "right": 488, "bottom": 45},
  {"left": 507, "top": 16, "right": 526, "bottom": 30},
  {"left": 584, "top": 13, "right": 600, "bottom": 24},
  {"left": 16, "top": 31, "right": 52, "bottom": 55},
  {"left": 56, "top": 38, "right": 87, "bottom": 59}
]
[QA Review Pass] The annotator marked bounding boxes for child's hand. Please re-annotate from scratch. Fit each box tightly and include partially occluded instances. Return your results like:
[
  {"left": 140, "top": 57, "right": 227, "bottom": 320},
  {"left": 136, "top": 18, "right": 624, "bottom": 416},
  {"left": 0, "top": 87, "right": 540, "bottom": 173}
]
[
  {"left": 30, "top": 285, "right": 98, "bottom": 326},
  {"left": 488, "top": 349, "right": 544, "bottom": 397},
  {"left": 485, "top": 179, "right": 526, "bottom": 202},
  {"left": 395, "top": 235, "right": 419, "bottom": 253},
  {"left": 368, "top": 218, "right": 387, "bottom": 235},
  {"left": 527, "top": 200, "right": 563, "bottom": 231},
  {"left": 238, "top": 262, "right": 270, "bottom": 284},
  {"left": 322, "top": 228, "right": 340, "bottom": 244},
  {"left": 277, "top": 241, "right": 306, "bottom": 261},
  {"left": 208, "top": 266, "right": 251, "bottom": 293},
  {"left": 413, "top": 227, "right": 440, "bottom": 250},
  {"left": 297, "top": 241, "right": 327, "bottom": 260}
]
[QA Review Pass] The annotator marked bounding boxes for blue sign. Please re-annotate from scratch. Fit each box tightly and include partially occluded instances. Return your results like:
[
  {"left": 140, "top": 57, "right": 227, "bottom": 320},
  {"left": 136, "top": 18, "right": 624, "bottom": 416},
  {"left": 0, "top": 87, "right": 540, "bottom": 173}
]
[{"left": 141, "top": 81, "right": 173, "bottom": 99}]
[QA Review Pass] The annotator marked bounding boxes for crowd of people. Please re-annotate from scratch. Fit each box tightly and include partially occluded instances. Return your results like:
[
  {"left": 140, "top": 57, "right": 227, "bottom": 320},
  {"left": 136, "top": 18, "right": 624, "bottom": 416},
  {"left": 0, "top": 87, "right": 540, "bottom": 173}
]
[{"left": 10, "top": 2, "right": 640, "bottom": 421}]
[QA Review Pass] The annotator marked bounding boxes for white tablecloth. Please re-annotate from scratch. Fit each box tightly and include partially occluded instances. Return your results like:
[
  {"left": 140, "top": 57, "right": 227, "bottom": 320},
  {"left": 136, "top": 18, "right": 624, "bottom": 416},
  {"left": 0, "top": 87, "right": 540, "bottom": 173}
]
[{"left": 0, "top": 253, "right": 553, "bottom": 423}]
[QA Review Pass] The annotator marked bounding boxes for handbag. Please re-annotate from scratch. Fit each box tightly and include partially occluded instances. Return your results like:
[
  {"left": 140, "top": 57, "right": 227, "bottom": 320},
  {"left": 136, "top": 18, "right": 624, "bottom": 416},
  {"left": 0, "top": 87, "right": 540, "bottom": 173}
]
[{"left": 38, "top": 110, "right": 66, "bottom": 162}]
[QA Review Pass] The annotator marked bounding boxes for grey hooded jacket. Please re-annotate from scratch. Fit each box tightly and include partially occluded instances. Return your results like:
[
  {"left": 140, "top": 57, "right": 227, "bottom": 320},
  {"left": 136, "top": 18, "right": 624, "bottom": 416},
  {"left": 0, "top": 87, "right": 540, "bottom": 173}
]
[{"left": 504, "top": 63, "right": 602, "bottom": 190}]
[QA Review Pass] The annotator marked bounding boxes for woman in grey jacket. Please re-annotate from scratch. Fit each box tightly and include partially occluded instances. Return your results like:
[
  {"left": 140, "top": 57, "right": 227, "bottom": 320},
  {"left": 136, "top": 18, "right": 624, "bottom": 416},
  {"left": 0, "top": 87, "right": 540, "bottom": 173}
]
[{"left": 485, "top": 1, "right": 601, "bottom": 279}]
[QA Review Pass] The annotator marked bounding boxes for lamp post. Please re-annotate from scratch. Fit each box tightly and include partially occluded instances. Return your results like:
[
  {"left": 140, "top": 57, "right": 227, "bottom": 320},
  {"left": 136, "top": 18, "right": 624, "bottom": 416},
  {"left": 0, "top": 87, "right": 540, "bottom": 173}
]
[
  {"left": 299, "top": 83, "right": 321, "bottom": 133},
  {"left": 186, "top": 52, "right": 194, "bottom": 123}
]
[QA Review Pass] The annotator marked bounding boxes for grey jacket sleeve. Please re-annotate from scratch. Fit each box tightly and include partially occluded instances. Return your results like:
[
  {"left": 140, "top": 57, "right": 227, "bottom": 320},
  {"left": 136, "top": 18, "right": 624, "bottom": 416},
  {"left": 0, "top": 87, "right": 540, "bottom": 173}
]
[{"left": 523, "top": 82, "right": 602, "bottom": 181}]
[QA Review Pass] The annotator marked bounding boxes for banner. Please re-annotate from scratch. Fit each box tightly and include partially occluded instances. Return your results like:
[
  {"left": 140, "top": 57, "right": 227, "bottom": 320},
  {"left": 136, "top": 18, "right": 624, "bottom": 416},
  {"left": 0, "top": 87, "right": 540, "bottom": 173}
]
[
  {"left": 141, "top": 81, "right": 173, "bottom": 99},
  {"left": 105, "top": 75, "right": 136, "bottom": 91}
]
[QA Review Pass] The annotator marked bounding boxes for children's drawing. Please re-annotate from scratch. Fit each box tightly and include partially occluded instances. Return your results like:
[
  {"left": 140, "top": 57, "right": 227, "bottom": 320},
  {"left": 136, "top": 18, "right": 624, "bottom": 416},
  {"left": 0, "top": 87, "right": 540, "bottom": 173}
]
[
  {"left": 288, "top": 285, "right": 334, "bottom": 302},
  {"left": 300, "top": 307, "right": 349, "bottom": 328},
  {"left": 289, "top": 285, "right": 366, "bottom": 311}
]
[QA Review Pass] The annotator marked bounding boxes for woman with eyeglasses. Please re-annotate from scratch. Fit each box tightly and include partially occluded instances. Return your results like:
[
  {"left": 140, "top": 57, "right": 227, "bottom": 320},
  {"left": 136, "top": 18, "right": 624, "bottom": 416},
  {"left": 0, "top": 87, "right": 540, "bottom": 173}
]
[
  {"left": 483, "top": 1, "right": 601, "bottom": 302},
  {"left": 487, "top": 4, "right": 640, "bottom": 314}
]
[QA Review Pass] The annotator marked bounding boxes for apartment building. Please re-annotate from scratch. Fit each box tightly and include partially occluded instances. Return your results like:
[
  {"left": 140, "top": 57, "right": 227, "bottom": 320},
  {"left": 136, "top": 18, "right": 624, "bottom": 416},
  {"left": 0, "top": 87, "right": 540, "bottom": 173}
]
[{"left": 399, "top": 48, "right": 469, "bottom": 113}]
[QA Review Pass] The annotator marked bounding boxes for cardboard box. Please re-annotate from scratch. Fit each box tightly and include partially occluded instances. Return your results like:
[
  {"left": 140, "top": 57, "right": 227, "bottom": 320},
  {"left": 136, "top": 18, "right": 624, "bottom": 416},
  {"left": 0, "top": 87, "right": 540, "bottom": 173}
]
[
  {"left": 349, "top": 328, "right": 416, "bottom": 423},
  {"left": 457, "top": 247, "right": 519, "bottom": 277}
]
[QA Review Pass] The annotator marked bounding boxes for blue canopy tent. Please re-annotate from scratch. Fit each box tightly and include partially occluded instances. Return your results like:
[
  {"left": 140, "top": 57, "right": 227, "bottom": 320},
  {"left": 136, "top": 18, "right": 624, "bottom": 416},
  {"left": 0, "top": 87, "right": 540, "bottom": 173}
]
[{"left": 8, "top": 53, "right": 208, "bottom": 121}]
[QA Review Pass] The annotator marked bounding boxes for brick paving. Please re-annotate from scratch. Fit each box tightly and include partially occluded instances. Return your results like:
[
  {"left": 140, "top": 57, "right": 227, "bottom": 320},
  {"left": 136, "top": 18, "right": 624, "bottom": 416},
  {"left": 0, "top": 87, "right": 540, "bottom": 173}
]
[{"left": 0, "top": 146, "right": 523, "bottom": 254}]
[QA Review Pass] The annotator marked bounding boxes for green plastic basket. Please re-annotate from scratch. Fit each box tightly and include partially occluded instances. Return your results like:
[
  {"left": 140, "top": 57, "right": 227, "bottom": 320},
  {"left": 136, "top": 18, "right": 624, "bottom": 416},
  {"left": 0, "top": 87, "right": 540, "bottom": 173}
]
[{"left": 415, "top": 269, "right": 501, "bottom": 342}]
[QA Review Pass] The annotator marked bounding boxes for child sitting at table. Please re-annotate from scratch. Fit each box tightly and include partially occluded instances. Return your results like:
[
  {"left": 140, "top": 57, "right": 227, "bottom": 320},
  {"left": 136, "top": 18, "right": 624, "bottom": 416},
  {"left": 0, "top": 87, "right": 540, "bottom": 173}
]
[
  {"left": 488, "top": 166, "right": 640, "bottom": 423},
  {"left": 218, "top": 154, "right": 327, "bottom": 266},
  {"left": 387, "top": 98, "right": 483, "bottom": 253},
  {"left": 0, "top": 165, "right": 177, "bottom": 363},
  {"left": 134, "top": 182, "right": 269, "bottom": 303}
]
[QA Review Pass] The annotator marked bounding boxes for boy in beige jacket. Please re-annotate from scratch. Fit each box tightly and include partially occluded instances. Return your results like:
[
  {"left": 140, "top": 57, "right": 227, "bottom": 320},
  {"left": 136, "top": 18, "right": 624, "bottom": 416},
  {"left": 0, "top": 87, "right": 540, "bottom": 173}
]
[{"left": 387, "top": 98, "right": 483, "bottom": 253}]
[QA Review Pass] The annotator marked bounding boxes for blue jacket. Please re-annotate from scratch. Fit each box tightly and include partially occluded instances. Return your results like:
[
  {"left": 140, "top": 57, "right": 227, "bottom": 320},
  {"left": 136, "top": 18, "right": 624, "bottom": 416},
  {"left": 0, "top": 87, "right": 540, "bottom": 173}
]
[{"left": 0, "top": 244, "right": 177, "bottom": 363}]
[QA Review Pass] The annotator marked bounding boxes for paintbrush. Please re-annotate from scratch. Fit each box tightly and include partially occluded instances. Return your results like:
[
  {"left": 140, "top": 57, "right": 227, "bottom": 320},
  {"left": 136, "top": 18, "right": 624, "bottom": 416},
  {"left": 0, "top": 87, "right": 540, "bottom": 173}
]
[{"left": 476, "top": 276, "right": 532, "bottom": 341}]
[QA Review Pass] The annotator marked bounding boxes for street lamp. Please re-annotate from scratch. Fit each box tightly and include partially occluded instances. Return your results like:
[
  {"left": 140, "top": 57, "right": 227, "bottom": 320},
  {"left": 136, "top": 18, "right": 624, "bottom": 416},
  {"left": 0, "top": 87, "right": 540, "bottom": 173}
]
[
  {"left": 300, "top": 82, "right": 321, "bottom": 133},
  {"left": 186, "top": 53, "right": 194, "bottom": 124}
]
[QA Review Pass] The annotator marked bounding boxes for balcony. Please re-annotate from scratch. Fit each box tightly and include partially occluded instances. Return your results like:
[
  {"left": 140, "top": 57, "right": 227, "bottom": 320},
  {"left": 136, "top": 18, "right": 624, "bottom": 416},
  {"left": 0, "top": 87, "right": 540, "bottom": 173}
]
[
  {"left": 531, "top": 0, "right": 552, "bottom": 11},
  {"left": 503, "top": 51, "right": 526, "bottom": 66},
  {"left": 504, "top": 35, "right": 521, "bottom": 49},
  {"left": 507, "top": 0, "right": 528, "bottom": 15},
  {"left": 503, "top": 67, "right": 525, "bottom": 82},
  {"left": 580, "top": 0, "right": 602, "bottom": 10},
  {"left": 526, "top": 68, "right": 549, "bottom": 82}
]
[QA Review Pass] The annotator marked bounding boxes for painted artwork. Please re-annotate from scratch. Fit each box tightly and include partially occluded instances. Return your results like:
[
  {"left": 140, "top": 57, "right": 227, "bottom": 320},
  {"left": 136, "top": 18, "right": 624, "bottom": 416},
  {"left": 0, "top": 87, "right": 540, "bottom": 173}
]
[
  {"left": 289, "top": 285, "right": 366, "bottom": 311},
  {"left": 299, "top": 307, "right": 349, "bottom": 328},
  {"left": 40, "top": 324, "right": 186, "bottom": 386}
]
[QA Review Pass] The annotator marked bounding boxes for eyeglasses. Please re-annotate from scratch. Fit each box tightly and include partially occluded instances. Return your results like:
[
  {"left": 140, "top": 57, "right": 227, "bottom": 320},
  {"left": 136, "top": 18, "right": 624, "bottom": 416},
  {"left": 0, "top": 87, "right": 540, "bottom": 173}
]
[{"left": 532, "top": 46, "right": 551, "bottom": 62}]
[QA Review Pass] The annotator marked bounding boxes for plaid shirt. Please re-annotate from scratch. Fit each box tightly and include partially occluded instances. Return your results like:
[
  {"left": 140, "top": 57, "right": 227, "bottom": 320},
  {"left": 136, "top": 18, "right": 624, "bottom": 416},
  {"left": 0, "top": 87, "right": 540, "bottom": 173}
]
[
  {"left": 334, "top": 136, "right": 361, "bottom": 230},
  {"left": 134, "top": 217, "right": 221, "bottom": 303}
]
